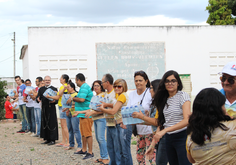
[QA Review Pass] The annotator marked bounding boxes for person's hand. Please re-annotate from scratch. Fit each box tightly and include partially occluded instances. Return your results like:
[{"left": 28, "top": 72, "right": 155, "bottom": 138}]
[
  {"left": 66, "top": 110, "right": 70, "bottom": 116},
  {"left": 120, "top": 122, "right": 127, "bottom": 129},
  {"left": 62, "top": 108, "right": 68, "bottom": 112},
  {"left": 145, "top": 110, "right": 150, "bottom": 116},
  {"left": 145, "top": 144, "right": 155, "bottom": 160},
  {"left": 14, "top": 105, "right": 17, "bottom": 108},
  {"left": 85, "top": 111, "right": 94, "bottom": 118},
  {"left": 63, "top": 84, "right": 68, "bottom": 90},
  {"left": 72, "top": 111, "right": 80, "bottom": 117},
  {"left": 13, "top": 90, "right": 16, "bottom": 94},
  {"left": 37, "top": 97, "right": 41, "bottom": 102},
  {"left": 98, "top": 103, "right": 105, "bottom": 111},
  {"left": 49, "top": 100, "right": 55, "bottom": 103},
  {"left": 28, "top": 90, "right": 33, "bottom": 95},
  {"left": 66, "top": 97, "right": 72, "bottom": 104},
  {"left": 154, "top": 130, "right": 166, "bottom": 143},
  {"left": 132, "top": 110, "right": 143, "bottom": 119},
  {"left": 98, "top": 102, "right": 107, "bottom": 108},
  {"left": 45, "top": 94, "right": 50, "bottom": 98}
]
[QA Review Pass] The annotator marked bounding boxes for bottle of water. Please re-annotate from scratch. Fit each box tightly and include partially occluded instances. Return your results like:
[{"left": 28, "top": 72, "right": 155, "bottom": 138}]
[
  {"left": 125, "top": 107, "right": 130, "bottom": 125},
  {"left": 139, "top": 105, "right": 145, "bottom": 123},
  {"left": 89, "top": 96, "right": 95, "bottom": 109},
  {"left": 129, "top": 106, "right": 134, "bottom": 124},
  {"left": 134, "top": 105, "right": 141, "bottom": 124},
  {"left": 121, "top": 107, "right": 127, "bottom": 125}
]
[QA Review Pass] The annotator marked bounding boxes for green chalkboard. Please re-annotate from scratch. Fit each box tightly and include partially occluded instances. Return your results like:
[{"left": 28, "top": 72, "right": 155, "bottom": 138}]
[{"left": 96, "top": 42, "right": 165, "bottom": 90}]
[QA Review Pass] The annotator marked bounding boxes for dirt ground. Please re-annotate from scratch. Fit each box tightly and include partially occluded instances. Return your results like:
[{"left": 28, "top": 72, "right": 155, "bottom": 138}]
[{"left": 0, "top": 119, "right": 143, "bottom": 165}]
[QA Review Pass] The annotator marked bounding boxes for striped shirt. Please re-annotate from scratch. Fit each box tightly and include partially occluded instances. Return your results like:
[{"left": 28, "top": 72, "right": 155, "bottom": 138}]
[{"left": 163, "top": 91, "right": 190, "bottom": 134}]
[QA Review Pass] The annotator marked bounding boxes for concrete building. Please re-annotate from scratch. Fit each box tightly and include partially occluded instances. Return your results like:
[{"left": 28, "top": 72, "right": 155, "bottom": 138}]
[{"left": 20, "top": 25, "right": 236, "bottom": 99}]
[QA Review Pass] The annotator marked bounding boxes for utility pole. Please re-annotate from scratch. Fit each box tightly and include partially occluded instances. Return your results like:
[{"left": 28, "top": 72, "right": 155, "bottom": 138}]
[{"left": 12, "top": 32, "right": 15, "bottom": 88}]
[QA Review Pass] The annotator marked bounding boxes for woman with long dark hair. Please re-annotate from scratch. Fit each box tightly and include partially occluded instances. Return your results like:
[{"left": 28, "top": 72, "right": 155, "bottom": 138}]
[
  {"left": 149, "top": 70, "right": 191, "bottom": 165},
  {"left": 60, "top": 80, "right": 82, "bottom": 151},
  {"left": 186, "top": 88, "right": 235, "bottom": 164}
]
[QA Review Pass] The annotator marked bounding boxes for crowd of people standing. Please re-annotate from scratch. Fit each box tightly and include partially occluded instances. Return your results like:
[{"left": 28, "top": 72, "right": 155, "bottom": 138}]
[{"left": 4, "top": 61, "right": 236, "bottom": 165}]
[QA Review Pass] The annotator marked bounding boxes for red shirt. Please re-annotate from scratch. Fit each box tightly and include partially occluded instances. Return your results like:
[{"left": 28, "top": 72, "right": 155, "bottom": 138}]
[{"left": 5, "top": 100, "right": 13, "bottom": 119}]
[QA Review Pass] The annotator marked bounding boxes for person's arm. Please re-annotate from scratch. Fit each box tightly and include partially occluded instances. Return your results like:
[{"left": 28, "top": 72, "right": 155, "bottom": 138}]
[
  {"left": 72, "top": 109, "right": 91, "bottom": 117},
  {"left": 85, "top": 110, "right": 103, "bottom": 118},
  {"left": 132, "top": 111, "right": 158, "bottom": 126},
  {"left": 99, "top": 101, "right": 122, "bottom": 115},
  {"left": 13, "top": 90, "right": 19, "bottom": 97},
  {"left": 153, "top": 101, "right": 191, "bottom": 142},
  {"left": 72, "top": 97, "right": 85, "bottom": 103},
  {"left": 187, "top": 152, "right": 195, "bottom": 163},
  {"left": 46, "top": 94, "right": 60, "bottom": 100}
]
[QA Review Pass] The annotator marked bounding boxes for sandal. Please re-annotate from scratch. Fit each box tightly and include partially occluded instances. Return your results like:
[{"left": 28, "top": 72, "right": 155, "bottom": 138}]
[
  {"left": 55, "top": 143, "right": 64, "bottom": 147},
  {"left": 63, "top": 144, "right": 70, "bottom": 147},
  {"left": 64, "top": 146, "right": 74, "bottom": 150},
  {"left": 94, "top": 159, "right": 102, "bottom": 163},
  {"left": 100, "top": 162, "right": 109, "bottom": 165}
]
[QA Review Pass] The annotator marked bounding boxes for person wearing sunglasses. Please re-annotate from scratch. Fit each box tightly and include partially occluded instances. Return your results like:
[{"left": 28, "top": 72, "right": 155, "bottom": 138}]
[
  {"left": 219, "top": 61, "right": 236, "bottom": 119},
  {"left": 151, "top": 70, "right": 191, "bottom": 165},
  {"left": 99, "top": 79, "right": 133, "bottom": 165},
  {"left": 85, "top": 80, "right": 109, "bottom": 165},
  {"left": 127, "top": 70, "right": 155, "bottom": 165}
]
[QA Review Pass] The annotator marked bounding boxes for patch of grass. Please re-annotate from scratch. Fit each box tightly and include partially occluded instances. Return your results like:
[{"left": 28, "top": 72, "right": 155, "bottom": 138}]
[
  {"left": 131, "top": 137, "right": 133, "bottom": 139},
  {"left": 30, "top": 148, "right": 35, "bottom": 151},
  {"left": 12, "top": 133, "right": 14, "bottom": 135},
  {"left": 92, "top": 131, "right": 94, "bottom": 133},
  {"left": 17, "top": 142, "right": 20, "bottom": 143},
  {"left": 59, "top": 127, "right": 61, "bottom": 128},
  {"left": 14, "top": 127, "right": 16, "bottom": 128},
  {"left": 131, "top": 141, "right": 137, "bottom": 145},
  {"left": 12, "top": 142, "right": 14, "bottom": 143},
  {"left": 21, "top": 134, "right": 24, "bottom": 135},
  {"left": 5, "top": 135, "right": 7, "bottom": 137}
]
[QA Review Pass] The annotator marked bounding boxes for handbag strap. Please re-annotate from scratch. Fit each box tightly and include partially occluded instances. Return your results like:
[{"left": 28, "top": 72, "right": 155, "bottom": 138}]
[{"left": 140, "top": 88, "right": 148, "bottom": 105}]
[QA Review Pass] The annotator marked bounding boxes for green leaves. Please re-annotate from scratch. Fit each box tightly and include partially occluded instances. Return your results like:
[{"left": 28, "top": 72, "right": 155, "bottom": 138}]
[{"left": 206, "top": 0, "right": 236, "bottom": 25}]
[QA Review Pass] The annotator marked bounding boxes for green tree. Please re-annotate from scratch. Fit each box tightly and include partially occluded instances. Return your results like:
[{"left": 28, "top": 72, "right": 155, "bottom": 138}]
[
  {"left": 206, "top": 0, "right": 236, "bottom": 25},
  {"left": 228, "top": 0, "right": 236, "bottom": 15},
  {"left": 0, "top": 79, "right": 7, "bottom": 120}
]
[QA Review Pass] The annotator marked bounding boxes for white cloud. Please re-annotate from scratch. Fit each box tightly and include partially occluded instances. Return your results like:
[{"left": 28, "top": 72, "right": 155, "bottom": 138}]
[{"left": 46, "top": 14, "right": 52, "bottom": 17}]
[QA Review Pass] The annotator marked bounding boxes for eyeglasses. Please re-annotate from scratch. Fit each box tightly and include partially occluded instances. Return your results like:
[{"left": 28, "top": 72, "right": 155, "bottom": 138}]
[
  {"left": 165, "top": 79, "right": 177, "bottom": 85},
  {"left": 101, "top": 81, "right": 107, "bottom": 84},
  {"left": 113, "top": 85, "right": 122, "bottom": 89},
  {"left": 93, "top": 85, "right": 100, "bottom": 87},
  {"left": 220, "top": 76, "right": 236, "bottom": 85}
]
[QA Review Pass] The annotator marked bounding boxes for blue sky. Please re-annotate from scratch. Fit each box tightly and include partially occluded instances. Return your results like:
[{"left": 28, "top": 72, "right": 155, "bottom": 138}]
[{"left": 0, "top": 0, "right": 209, "bottom": 77}]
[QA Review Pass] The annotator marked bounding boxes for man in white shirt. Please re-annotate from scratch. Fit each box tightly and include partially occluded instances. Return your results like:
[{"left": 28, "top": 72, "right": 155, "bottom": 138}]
[{"left": 219, "top": 61, "right": 236, "bottom": 118}]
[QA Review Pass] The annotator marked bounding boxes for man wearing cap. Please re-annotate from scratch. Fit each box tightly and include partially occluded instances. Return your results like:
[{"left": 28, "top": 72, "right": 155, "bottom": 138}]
[{"left": 219, "top": 61, "right": 236, "bottom": 118}]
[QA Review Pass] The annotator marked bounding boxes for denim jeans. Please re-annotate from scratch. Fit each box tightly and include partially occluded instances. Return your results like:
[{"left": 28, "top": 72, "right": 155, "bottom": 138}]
[
  {"left": 19, "top": 104, "right": 27, "bottom": 131},
  {"left": 156, "top": 135, "right": 168, "bottom": 165},
  {"left": 66, "top": 112, "right": 82, "bottom": 148},
  {"left": 107, "top": 126, "right": 121, "bottom": 165},
  {"left": 165, "top": 129, "right": 191, "bottom": 165},
  {"left": 117, "top": 124, "right": 133, "bottom": 165},
  {"left": 26, "top": 106, "right": 36, "bottom": 133},
  {"left": 94, "top": 118, "right": 109, "bottom": 159},
  {"left": 34, "top": 108, "right": 41, "bottom": 136}
]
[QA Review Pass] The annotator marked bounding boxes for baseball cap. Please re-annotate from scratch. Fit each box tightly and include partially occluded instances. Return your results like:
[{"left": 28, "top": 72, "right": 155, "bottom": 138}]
[{"left": 221, "top": 61, "right": 236, "bottom": 76}]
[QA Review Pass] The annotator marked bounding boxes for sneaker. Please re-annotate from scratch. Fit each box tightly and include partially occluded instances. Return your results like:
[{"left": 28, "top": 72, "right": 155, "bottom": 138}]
[
  {"left": 25, "top": 131, "right": 32, "bottom": 135},
  {"left": 83, "top": 153, "right": 94, "bottom": 160},
  {"left": 25, "top": 129, "right": 30, "bottom": 133},
  {"left": 74, "top": 149, "right": 87, "bottom": 155},
  {"left": 30, "top": 133, "right": 38, "bottom": 137},
  {"left": 17, "top": 129, "right": 25, "bottom": 133}
]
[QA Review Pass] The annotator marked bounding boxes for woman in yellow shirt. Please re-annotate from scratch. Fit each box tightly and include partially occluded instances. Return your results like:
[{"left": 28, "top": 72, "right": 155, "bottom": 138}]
[
  {"left": 99, "top": 79, "right": 133, "bottom": 165},
  {"left": 46, "top": 74, "right": 69, "bottom": 147}
]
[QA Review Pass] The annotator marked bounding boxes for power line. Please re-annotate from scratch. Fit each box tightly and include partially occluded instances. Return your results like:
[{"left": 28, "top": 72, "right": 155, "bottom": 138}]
[
  {"left": 0, "top": 36, "right": 11, "bottom": 49},
  {"left": 0, "top": 56, "right": 13, "bottom": 63}
]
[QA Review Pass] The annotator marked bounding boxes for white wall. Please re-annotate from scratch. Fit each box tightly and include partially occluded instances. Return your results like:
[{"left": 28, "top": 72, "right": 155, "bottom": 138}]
[{"left": 25, "top": 25, "right": 236, "bottom": 96}]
